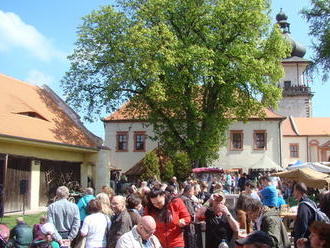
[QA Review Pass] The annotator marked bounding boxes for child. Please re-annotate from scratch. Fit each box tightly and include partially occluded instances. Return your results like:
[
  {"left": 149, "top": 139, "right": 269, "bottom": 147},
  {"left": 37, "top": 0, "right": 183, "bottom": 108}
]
[
  {"left": 31, "top": 217, "right": 60, "bottom": 248},
  {"left": 33, "top": 216, "right": 47, "bottom": 242}
]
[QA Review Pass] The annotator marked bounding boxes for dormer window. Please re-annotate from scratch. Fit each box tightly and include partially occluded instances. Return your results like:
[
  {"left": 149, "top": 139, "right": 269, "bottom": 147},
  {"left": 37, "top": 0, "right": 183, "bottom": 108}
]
[{"left": 16, "top": 111, "right": 48, "bottom": 121}]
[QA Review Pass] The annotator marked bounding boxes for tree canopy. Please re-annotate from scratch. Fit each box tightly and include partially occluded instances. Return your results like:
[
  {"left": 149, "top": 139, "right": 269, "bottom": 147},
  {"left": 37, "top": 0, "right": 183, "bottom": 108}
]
[
  {"left": 302, "top": 0, "right": 330, "bottom": 80},
  {"left": 62, "top": 0, "right": 290, "bottom": 166}
]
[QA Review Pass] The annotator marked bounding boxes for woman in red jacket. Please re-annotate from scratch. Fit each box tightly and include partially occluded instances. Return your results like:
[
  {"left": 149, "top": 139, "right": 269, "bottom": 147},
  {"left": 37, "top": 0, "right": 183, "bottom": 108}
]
[{"left": 144, "top": 186, "right": 191, "bottom": 248}]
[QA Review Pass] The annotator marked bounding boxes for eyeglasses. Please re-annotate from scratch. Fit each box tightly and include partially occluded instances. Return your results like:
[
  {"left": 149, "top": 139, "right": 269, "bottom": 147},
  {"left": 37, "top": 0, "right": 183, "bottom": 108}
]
[{"left": 140, "top": 224, "right": 155, "bottom": 235}]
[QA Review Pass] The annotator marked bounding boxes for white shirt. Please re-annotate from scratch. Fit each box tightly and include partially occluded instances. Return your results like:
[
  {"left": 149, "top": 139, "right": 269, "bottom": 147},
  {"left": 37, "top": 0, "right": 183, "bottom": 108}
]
[
  {"left": 270, "top": 176, "right": 280, "bottom": 187},
  {"left": 115, "top": 226, "right": 161, "bottom": 248},
  {"left": 81, "top": 212, "right": 111, "bottom": 248},
  {"left": 250, "top": 191, "right": 261, "bottom": 202}
]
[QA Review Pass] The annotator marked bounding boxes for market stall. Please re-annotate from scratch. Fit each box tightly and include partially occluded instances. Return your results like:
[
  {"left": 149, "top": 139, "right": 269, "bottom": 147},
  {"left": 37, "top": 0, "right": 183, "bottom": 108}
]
[
  {"left": 250, "top": 154, "right": 283, "bottom": 170},
  {"left": 272, "top": 167, "right": 330, "bottom": 189},
  {"left": 287, "top": 162, "right": 330, "bottom": 173},
  {"left": 192, "top": 167, "right": 223, "bottom": 182}
]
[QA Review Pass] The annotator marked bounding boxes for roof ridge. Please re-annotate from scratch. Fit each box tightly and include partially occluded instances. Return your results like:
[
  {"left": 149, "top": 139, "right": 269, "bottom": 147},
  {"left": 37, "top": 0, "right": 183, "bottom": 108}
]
[
  {"left": 0, "top": 73, "right": 40, "bottom": 89},
  {"left": 289, "top": 116, "right": 300, "bottom": 135},
  {"left": 0, "top": 73, "right": 101, "bottom": 149}
]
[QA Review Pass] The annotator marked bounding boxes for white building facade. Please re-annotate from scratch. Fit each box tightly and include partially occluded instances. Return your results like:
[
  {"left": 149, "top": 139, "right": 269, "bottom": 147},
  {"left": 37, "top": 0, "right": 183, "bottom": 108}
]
[
  {"left": 103, "top": 111, "right": 285, "bottom": 173},
  {"left": 104, "top": 121, "right": 159, "bottom": 173},
  {"left": 215, "top": 119, "right": 283, "bottom": 170}
]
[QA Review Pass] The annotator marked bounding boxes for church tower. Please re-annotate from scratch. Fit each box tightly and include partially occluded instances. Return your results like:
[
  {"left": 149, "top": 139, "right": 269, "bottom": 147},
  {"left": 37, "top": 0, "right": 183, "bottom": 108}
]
[{"left": 276, "top": 10, "right": 313, "bottom": 118}]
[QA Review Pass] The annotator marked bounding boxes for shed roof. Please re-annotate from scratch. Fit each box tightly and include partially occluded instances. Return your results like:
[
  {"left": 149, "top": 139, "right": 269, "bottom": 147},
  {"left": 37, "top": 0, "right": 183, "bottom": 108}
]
[{"left": 0, "top": 73, "right": 101, "bottom": 149}]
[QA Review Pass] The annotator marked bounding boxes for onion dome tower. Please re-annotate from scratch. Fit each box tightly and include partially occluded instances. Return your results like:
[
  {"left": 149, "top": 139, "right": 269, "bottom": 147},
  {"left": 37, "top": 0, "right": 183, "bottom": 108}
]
[{"left": 276, "top": 9, "right": 313, "bottom": 118}]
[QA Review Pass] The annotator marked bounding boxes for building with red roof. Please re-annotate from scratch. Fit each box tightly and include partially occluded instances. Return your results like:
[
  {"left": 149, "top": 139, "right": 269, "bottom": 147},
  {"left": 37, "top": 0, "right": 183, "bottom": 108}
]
[{"left": 0, "top": 73, "right": 110, "bottom": 213}]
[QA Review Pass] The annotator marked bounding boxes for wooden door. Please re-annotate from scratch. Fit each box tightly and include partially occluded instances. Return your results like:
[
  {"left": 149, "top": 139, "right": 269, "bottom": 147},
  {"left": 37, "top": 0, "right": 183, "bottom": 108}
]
[{"left": 4, "top": 156, "right": 31, "bottom": 213}]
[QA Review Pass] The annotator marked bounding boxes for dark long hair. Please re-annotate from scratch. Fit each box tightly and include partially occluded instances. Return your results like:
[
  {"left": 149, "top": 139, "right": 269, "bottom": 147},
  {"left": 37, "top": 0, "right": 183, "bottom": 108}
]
[
  {"left": 319, "top": 191, "right": 330, "bottom": 219},
  {"left": 146, "top": 187, "right": 174, "bottom": 223}
]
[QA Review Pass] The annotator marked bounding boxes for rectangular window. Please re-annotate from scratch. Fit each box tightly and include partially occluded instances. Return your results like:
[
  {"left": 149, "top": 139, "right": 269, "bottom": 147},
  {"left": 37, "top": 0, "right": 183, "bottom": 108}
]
[
  {"left": 116, "top": 132, "right": 128, "bottom": 151},
  {"left": 290, "top": 144, "right": 299, "bottom": 158},
  {"left": 134, "top": 132, "right": 146, "bottom": 152},
  {"left": 230, "top": 131, "right": 243, "bottom": 150},
  {"left": 254, "top": 130, "right": 267, "bottom": 150},
  {"left": 284, "top": 80, "right": 291, "bottom": 88}
]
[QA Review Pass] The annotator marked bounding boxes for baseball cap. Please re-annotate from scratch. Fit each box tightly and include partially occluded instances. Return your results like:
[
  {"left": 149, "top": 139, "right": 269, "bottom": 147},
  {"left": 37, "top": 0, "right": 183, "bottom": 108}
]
[
  {"left": 235, "top": 231, "right": 273, "bottom": 246},
  {"left": 212, "top": 189, "right": 226, "bottom": 200}
]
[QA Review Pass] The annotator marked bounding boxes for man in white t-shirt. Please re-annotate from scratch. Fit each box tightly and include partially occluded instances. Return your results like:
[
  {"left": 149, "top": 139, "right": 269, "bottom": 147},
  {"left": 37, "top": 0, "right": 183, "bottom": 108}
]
[{"left": 116, "top": 216, "right": 161, "bottom": 248}]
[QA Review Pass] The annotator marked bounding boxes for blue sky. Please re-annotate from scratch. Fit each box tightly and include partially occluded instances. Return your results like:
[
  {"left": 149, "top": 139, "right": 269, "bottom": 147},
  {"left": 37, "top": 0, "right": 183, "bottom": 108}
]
[{"left": 1, "top": 0, "right": 328, "bottom": 139}]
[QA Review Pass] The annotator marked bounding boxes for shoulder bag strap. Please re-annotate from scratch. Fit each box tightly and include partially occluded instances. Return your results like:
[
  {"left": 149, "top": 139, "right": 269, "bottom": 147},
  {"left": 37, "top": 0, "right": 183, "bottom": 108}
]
[
  {"left": 301, "top": 201, "right": 316, "bottom": 211},
  {"left": 81, "top": 197, "right": 87, "bottom": 207}
]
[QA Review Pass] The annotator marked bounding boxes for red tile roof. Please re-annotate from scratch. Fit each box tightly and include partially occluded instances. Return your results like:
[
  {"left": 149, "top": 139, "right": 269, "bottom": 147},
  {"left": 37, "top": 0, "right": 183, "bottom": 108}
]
[
  {"left": 104, "top": 102, "right": 285, "bottom": 121},
  {"left": 0, "top": 73, "right": 100, "bottom": 149},
  {"left": 283, "top": 117, "right": 330, "bottom": 136},
  {"left": 282, "top": 117, "right": 298, "bottom": 136},
  {"left": 103, "top": 102, "right": 146, "bottom": 121}
]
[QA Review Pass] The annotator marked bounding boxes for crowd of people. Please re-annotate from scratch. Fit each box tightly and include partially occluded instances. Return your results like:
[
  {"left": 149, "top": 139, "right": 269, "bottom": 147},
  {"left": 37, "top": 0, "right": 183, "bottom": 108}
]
[{"left": 3, "top": 172, "right": 330, "bottom": 248}]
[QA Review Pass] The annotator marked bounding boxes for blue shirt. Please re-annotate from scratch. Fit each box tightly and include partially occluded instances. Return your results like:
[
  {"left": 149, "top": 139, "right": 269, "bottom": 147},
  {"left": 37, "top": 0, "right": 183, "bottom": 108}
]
[
  {"left": 77, "top": 195, "right": 95, "bottom": 221},
  {"left": 260, "top": 185, "right": 278, "bottom": 207},
  {"left": 277, "top": 195, "right": 287, "bottom": 207}
]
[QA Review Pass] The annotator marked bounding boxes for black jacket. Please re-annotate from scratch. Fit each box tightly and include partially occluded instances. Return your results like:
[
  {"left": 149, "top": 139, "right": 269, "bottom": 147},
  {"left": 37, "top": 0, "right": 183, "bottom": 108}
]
[{"left": 293, "top": 196, "right": 316, "bottom": 243}]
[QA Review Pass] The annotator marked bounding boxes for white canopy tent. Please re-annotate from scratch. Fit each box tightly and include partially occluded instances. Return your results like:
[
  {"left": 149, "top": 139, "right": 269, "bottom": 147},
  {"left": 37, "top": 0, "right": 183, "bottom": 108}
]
[
  {"left": 287, "top": 162, "right": 330, "bottom": 173},
  {"left": 250, "top": 155, "right": 283, "bottom": 170}
]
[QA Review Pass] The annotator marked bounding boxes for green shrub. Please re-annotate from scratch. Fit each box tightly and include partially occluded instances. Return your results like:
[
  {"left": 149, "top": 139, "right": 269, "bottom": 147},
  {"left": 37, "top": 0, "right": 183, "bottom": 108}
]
[
  {"left": 140, "top": 151, "right": 160, "bottom": 180},
  {"left": 172, "top": 152, "right": 192, "bottom": 181},
  {"left": 161, "top": 160, "right": 175, "bottom": 182}
]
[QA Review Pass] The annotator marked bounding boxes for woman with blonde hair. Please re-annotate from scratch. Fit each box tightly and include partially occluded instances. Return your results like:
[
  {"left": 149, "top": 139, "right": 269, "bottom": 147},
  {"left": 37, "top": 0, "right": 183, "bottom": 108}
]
[
  {"left": 80, "top": 199, "right": 111, "bottom": 248},
  {"left": 96, "top": 192, "right": 113, "bottom": 216},
  {"left": 101, "top": 186, "right": 115, "bottom": 199}
]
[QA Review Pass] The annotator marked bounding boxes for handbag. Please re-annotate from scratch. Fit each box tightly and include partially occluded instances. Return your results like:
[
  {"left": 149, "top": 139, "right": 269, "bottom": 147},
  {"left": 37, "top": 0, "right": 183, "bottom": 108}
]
[
  {"left": 74, "top": 234, "right": 86, "bottom": 248},
  {"left": 104, "top": 214, "right": 111, "bottom": 247}
]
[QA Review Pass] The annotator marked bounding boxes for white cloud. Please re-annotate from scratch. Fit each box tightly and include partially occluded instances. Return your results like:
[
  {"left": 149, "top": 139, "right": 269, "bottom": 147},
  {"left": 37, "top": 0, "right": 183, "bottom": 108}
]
[
  {"left": 26, "top": 70, "right": 54, "bottom": 86},
  {"left": 0, "top": 10, "right": 66, "bottom": 61}
]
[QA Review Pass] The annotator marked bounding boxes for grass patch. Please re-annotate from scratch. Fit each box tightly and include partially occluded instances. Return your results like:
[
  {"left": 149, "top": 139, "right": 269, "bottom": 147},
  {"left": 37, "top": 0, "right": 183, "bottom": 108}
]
[{"left": 1, "top": 212, "right": 46, "bottom": 229}]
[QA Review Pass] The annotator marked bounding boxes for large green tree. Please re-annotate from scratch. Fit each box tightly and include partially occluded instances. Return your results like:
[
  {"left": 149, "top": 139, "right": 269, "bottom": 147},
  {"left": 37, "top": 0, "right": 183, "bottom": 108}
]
[
  {"left": 302, "top": 0, "right": 330, "bottom": 80},
  {"left": 62, "top": 0, "right": 290, "bottom": 167}
]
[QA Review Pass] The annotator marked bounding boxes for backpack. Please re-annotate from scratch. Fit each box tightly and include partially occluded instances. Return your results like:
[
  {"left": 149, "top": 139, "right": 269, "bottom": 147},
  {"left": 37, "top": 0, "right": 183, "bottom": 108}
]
[
  {"left": 78, "top": 197, "right": 88, "bottom": 218},
  {"left": 301, "top": 201, "right": 330, "bottom": 224}
]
